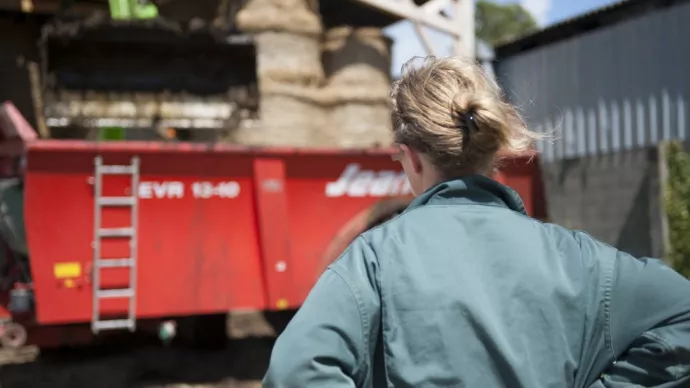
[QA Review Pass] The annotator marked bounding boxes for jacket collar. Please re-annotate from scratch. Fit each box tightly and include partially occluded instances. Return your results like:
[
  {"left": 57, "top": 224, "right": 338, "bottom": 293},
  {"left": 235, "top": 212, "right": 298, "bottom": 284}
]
[{"left": 404, "top": 175, "right": 528, "bottom": 216}]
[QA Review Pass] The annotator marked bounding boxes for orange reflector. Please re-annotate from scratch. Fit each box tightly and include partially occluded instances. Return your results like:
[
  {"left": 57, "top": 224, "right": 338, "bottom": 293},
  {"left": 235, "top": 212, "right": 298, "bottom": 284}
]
[{"left": 276, "top": 298, "right": 289, "bottom": 310}]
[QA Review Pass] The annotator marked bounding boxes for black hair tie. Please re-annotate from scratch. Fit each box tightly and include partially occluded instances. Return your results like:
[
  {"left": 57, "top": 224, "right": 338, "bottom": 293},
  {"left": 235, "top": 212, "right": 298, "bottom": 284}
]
[
  {"left": 464, "top": 111, "right": 479, "bottom": 133},
  {"left": 459, "top": 110, "right": 478, "bottom": 150}
]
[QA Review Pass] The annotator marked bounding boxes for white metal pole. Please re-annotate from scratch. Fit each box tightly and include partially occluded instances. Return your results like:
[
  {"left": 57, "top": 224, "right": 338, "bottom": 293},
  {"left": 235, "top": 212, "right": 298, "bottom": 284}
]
[
  {"left": 353, "top": 0, "right": 476, "bottom": 59},
  {"left": 454, "top": 0, "right": 475, "bottom": 58}
]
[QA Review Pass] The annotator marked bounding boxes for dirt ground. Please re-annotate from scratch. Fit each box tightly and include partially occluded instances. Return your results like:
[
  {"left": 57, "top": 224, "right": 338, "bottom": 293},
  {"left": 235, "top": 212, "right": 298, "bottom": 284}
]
[
  {"left": 0, "top": 338, "right": 273, "bottom": 388},
  {"left": 0, "top": 311, "right": 294, "bottom": 388}
]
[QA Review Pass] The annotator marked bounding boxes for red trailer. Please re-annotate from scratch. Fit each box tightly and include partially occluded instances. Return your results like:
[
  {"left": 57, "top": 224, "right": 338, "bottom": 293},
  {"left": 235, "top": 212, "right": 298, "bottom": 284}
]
[{"left": 0, "top": 102, "right": 546, "bottom": 349}]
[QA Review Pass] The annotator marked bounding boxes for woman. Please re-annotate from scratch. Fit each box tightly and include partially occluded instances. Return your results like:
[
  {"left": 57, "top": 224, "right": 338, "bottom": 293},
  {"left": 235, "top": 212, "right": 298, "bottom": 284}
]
[{"left": 262, "top": 57, "right": 690, "bottom": 387}]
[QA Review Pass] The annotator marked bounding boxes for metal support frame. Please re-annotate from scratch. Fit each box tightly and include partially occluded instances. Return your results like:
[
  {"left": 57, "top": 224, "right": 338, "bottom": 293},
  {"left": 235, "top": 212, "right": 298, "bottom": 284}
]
[{"left": 352, "top": 0, "right": 476, "bottom": 58}]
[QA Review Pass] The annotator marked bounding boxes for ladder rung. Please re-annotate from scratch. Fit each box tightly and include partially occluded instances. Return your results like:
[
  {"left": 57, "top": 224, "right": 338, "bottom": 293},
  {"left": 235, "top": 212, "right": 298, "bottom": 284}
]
[
  {"left": 93, "top": 319, "right": 134, "bottom": 331},
  {"left": 96, "top": 258, "right": 133, "bottom": 268},
  {"left": 98, "top": 228, "right": 134, "bottom": 237},
  {"left": 92, "top": 157, "right": 138, "bottom": 335},
  {"left": 97, "top": 289, "right": 134, "bottom": 299},
  {"left": 98, "top": 197, "right": 135, "bottom": 206},
  {"left": 98, "top": 165, "right": 136, "bottom": 175}
]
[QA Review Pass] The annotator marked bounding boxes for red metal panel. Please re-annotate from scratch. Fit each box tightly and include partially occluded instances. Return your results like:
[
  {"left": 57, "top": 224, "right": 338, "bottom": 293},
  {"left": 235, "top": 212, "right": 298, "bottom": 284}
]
[
  {"left": 253, "top": 159, "right": 290, "bottom": 310},
  {"left": 499, "top": 155, "right": 547, "bottom": 220},
  {"left": 24, "top": 146, "right": 267, "bottom": 324}
]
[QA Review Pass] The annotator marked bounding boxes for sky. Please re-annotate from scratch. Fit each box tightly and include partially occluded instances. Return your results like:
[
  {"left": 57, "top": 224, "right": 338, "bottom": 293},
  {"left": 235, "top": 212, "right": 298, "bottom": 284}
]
[{"left": 385, "top": 0, "right": 622, "bottom": 74}]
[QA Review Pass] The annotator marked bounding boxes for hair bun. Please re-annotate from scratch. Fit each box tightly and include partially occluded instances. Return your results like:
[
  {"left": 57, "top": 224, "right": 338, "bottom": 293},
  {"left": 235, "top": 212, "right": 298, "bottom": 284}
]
[{"left": 389, "top": 56, "right": 543, "bottom": 176}]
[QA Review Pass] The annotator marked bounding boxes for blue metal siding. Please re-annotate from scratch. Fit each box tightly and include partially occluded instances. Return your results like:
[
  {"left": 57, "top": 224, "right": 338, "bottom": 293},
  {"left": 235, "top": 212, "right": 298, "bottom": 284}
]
[{"left": 495, "top": 1, "right": 690, "bottom": 161}]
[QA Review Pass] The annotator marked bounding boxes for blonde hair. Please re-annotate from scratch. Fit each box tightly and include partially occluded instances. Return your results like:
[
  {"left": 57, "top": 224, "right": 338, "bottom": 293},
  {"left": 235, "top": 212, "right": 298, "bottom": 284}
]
[{"left": 389, "top": 56, "right": 542, "bottom": 177}]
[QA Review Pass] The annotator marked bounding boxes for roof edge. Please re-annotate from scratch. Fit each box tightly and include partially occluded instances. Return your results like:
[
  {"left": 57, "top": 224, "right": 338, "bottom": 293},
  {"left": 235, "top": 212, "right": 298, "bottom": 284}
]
[{"left": 495, "top": 0, "right": 687, "bottom": 59}]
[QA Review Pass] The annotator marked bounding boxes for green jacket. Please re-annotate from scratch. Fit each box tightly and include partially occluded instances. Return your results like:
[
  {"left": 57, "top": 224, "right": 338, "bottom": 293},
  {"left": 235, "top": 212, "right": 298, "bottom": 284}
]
[{"left": 263, "top": 176, "right": 690, "bottom": 387}]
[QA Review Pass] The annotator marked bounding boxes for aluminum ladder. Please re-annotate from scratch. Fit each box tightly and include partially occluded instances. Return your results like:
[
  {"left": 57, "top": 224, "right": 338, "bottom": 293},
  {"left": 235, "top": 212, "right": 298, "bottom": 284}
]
[{"left": 92, "top": 156, "right": 140, "bottom": 334}]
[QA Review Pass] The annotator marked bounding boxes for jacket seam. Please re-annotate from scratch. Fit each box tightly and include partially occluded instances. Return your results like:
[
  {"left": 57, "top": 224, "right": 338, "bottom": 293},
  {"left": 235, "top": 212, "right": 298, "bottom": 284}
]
[
  {"left": 577, "top": 230, "right": 616, "bottom": 361},
  {"left": 362, "top": 235, "right": 394, "bottom": 388},
  {"left": 605, "top": 254, "right": 616, "bottom": 360},
  {"left": 328, "top": 262, "right": 370, "bottom": 380}
]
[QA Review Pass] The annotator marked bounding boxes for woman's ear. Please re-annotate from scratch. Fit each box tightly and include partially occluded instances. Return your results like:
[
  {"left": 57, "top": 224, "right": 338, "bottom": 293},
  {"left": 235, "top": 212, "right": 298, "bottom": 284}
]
[{"left": 401, "top": 144, "right": 424, "bottom": 175}]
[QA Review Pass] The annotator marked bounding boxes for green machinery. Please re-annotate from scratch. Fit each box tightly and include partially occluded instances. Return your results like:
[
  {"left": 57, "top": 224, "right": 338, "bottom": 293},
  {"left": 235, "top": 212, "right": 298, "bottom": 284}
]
[{"left": 108, "top": 0, "right": 159, "bottom": 20}]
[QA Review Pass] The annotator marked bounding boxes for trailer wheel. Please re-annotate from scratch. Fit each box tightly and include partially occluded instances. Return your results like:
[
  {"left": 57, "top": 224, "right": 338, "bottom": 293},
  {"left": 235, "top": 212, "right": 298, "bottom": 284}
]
[
  {"left": 0, "top": 322, "right": 27, "bottom": 349},
  {"left": 316, "top": 197, "right": 413, "bottom": 277}
]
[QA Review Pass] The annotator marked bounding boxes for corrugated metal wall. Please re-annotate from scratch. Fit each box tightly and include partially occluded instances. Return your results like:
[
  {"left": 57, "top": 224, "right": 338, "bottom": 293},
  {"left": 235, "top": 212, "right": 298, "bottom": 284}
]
[{"left": 496, "top": 1, "right": 690, "bottom": 162}]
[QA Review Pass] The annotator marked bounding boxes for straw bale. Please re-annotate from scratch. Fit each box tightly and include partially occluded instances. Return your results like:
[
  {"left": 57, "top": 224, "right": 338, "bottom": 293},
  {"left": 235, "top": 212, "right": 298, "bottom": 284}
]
[
  {"left": 329, "top": 101, "right": 392, "bottom": 148},
  {"left": 231, "top": 83, "right": 330, "bottom": 147},
  {"left": 255, "top": 31, "right": 324, "bottom": 86},
  {"left": 244, "top": 83, "right": 393, "bottom": 148},
  {"left": 318, "top": 27, "right": 394, "bottom": 148},
  {"left": 321, "top": 85, "right": 389, "bottom": 105},
  {"left": 236, "top": 0, "right": 322, "bottom": 35},
  {"left": 323, "top": 26, "right": 392, "bottom": 89}
]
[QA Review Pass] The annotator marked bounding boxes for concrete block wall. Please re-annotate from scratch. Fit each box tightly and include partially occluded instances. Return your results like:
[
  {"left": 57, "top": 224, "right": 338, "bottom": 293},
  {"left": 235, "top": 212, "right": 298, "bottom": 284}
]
[{"left": 540, "top": 147, "right": 664, "bottom": 258}]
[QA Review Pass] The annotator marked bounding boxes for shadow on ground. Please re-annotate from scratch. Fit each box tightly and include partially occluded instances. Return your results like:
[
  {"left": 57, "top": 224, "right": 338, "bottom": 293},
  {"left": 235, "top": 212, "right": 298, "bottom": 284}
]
[
  {"left": 0, "top": 311, "right": 296, "bottom": 388},
  {"left": 1, "top": 337, "right": 275, "bottom": 388}
]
